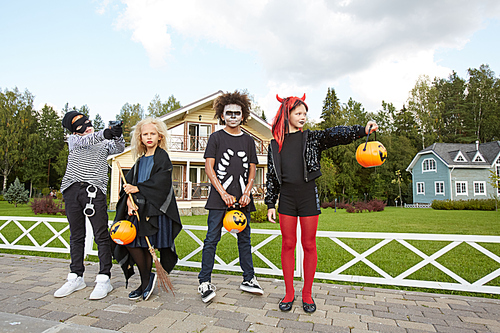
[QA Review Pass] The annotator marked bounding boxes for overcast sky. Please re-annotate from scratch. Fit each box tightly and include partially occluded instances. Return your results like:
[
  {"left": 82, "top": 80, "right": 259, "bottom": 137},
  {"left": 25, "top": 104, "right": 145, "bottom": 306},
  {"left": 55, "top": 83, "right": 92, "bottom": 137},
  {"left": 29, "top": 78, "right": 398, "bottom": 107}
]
[{"left": 1, "top": 0, "right": 500, "bottom": 123}]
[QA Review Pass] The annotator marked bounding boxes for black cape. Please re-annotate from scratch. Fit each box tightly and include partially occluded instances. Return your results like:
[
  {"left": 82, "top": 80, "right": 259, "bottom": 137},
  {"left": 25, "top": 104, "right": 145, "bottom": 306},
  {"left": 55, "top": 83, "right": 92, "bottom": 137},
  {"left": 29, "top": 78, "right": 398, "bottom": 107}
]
[{"left": 112, "top": 147, "right": 182, "bottom": 287}]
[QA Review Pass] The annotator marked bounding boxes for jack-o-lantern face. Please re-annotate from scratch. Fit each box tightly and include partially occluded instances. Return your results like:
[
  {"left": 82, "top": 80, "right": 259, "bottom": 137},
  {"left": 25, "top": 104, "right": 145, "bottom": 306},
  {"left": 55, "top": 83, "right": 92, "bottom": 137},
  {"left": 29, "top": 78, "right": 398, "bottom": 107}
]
[
  {"left": 356, "top": 141, "right": 387, "bottom": 168},
  {"left": 223, "top": 210, "right": 248, "bottom": 233}
]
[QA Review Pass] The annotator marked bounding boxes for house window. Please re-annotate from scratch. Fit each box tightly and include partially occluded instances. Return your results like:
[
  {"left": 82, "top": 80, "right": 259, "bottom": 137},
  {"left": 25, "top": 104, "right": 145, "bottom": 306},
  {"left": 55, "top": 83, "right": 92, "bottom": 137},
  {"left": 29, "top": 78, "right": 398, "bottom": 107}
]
[
  {"left": 472, "top": 153, "right": 484, "bottom": 162},
  {"left": 417, "top": 182, "right": 425, "bottom": 195},
  {"left": 456, "top": 181, "right": 468, "bottom": 195},
  {"left": 422, "top": 158, "right": 436, "bottom": 172},
  {"left": 473, "top": 182, "right": 486, "bottom": 196},
  {"left": 190, "top": 166, "right": 209, "bottom": 199},
  {"left": 188, "top": 124, "right": 211, "bottom": 152},
  {"left": 454, "top": 152, "right": 466, "bottom": 162},
  {"left": 172, "top": 165, "right": 184, "bottom": 199},
  {"left": 435, "top": 181, "right": 445, "bottom": 195}
]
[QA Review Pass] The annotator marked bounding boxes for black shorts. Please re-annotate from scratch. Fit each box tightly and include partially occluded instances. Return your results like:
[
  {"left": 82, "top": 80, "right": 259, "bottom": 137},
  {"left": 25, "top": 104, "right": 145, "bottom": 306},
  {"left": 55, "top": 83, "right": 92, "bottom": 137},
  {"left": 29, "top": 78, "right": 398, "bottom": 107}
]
[{"left": 278, "top": 181, "right": 321, "bottom": 217}]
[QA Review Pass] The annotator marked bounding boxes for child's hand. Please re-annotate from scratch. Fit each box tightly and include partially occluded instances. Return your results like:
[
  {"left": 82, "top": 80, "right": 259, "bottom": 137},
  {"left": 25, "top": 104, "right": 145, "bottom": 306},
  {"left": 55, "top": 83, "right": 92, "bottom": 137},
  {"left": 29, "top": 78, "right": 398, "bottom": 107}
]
[
  {"left": 126, "top": 196, "right": 138, "bottom": 216},
  {"left": 123, "top": 184, "right": 139, "bottom": 194},
  {"left": 267, "top": 209, "right": 277, "bottom": 223},
  {"left": 365, "top": 121, "right": 378, "bottom": 134},
  {"left": 221, "top": 192, "right": 236, "bottom": 207},
  {"left": 239, "top": 193, "right": 251, "bottom": 207}
]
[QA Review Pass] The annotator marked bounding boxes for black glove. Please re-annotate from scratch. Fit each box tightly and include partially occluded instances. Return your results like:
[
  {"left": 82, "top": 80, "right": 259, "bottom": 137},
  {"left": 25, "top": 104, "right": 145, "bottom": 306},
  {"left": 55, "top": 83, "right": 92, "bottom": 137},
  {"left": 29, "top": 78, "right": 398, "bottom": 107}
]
[
  {"left": 110, "top": 123, "right": 123, "bottom": 138},
  {"left": 103, "top": 128, "right": 113, "bottom": 139}
]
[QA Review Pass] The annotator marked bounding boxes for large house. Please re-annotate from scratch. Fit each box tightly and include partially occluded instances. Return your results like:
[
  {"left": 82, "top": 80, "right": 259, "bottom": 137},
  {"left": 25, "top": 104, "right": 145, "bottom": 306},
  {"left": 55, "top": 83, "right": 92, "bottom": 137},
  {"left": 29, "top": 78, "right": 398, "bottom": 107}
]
[
  {"left": 406, "top": 141, "right": 500, "bottom": 204},
  {"left": 108, "top": 91, "right": 273, "bottom": 215}
]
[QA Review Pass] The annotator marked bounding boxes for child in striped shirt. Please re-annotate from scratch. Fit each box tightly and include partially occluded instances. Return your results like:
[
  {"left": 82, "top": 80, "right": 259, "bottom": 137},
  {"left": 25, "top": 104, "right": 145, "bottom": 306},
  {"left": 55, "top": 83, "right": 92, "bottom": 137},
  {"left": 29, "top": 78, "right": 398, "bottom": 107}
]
[{"left": 54, "top": 111, "right": 125, "bottom": 300}]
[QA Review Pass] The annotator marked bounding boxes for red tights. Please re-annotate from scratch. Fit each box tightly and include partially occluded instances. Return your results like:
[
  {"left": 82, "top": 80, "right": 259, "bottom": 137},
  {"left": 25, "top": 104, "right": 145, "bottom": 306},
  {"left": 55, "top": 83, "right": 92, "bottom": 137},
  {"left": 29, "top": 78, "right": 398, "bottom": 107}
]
[{"left": 279, "top": 214, "right": 318, "bottom": 304}]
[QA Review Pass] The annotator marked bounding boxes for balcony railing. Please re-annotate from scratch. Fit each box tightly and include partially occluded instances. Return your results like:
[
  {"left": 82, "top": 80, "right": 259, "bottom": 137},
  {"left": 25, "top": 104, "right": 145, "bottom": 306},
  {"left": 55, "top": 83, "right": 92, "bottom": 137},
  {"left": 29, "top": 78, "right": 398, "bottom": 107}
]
[
  {"left": 173, "top": 183, "right": 265, "bottom": 201},
  {"left": 168, "top": 135, "right": 269, "bottom": 154}
]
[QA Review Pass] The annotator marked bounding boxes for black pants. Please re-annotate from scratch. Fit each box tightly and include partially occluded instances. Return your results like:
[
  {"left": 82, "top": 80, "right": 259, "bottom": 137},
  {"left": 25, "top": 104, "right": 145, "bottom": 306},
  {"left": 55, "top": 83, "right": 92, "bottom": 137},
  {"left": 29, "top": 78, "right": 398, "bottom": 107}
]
[{"left": 63, "top": 182, "right": 112, "bottom": 277}]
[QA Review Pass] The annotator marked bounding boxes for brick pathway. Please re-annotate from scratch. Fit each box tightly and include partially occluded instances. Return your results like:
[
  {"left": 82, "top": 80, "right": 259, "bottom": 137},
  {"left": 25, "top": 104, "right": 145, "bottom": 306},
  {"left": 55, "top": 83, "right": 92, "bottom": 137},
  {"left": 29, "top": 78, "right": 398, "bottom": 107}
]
[{"left": 0, "top": 253, "right": 499, "bottom": 332}]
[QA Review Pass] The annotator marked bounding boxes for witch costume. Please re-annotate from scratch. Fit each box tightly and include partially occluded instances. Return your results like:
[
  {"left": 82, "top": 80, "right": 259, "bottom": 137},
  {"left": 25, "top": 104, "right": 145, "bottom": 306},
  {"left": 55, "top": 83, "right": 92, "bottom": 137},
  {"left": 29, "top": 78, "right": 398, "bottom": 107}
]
[{"left": 113, "top": 146, "right": 182, "bottom": 287}]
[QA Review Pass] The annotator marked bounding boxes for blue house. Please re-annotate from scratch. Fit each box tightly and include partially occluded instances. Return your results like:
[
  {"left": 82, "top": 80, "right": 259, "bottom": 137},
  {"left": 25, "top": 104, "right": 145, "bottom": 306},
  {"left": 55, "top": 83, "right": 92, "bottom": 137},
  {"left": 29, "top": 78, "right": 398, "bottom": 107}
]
[{"left": 406, "top": 141, "right": 500, "bottom": 204}]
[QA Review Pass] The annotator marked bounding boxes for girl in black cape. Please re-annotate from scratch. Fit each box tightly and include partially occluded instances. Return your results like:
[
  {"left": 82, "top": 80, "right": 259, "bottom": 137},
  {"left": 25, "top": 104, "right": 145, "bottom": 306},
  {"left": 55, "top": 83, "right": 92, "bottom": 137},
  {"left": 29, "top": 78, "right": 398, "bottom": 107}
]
[{"left": 114, "top": 117, "right": 182, "bottom": 301}]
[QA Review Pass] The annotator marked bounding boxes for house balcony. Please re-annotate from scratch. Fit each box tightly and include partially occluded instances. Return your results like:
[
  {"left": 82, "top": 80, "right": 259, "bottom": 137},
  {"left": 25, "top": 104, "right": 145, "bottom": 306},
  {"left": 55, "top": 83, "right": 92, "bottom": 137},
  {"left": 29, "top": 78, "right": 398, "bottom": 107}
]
[
  {"left": 173, "top": 182, "right": 266, "bottom": 201},
  {"left": 168, "top": 135, "right": 270, "bottom": 155}
]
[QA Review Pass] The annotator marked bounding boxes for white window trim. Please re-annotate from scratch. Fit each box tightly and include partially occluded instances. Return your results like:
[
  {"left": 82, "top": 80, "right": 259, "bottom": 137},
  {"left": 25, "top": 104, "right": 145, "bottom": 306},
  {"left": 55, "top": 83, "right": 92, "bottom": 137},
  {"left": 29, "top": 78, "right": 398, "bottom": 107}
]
[
  {"left": 473, "top": 181, "right": 486, "bottom": 196},
  {"left": 456, "top": 181, "right": 468, "bottom": 196},
  {"left": 453, "top": 151, "right": 467, "bottom": 163},
  {"left": 435, "top": 181, "right": 445, "bottom": 196},
  {"left": 472, "top": 151, "right": 485, "bottom": 163},
  {"left": 422, "top": 158, "right": 437, "bottom": 173},
  {"left": 417, "top": 182, "right": 425, "bottom": 195}
]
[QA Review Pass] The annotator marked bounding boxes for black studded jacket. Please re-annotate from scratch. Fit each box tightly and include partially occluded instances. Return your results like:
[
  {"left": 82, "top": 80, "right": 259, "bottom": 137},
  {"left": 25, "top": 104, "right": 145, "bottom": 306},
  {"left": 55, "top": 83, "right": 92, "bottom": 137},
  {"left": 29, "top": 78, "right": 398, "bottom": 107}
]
[{"left": 265, "top": 125, "right": 366, "bottom": 209}]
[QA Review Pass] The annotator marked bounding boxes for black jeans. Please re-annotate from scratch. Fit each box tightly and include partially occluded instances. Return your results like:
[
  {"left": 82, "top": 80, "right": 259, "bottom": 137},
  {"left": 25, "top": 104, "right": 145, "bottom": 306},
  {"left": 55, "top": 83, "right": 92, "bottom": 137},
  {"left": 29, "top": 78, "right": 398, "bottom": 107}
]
[{"left": 63, "top": 182, "right": 112, "bottom": 277}]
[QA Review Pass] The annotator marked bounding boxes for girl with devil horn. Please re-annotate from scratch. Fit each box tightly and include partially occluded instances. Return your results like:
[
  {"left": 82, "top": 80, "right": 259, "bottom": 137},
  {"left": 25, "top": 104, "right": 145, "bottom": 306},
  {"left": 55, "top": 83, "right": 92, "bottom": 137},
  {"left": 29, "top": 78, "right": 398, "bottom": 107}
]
[{"left": 265, "top": 94, "right": 378, "bottom": 313}]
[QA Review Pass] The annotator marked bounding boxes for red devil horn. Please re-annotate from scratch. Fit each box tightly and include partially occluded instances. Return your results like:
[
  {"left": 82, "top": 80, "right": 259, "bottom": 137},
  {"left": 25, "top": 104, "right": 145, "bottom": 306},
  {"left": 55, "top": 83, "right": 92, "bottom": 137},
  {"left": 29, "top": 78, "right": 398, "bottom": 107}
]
[
  {"left": 276, "top": 94, "right": 283, "bottom": 103},
  {"left": 300, "top": 93, "right": 306, "bottom": 101}
]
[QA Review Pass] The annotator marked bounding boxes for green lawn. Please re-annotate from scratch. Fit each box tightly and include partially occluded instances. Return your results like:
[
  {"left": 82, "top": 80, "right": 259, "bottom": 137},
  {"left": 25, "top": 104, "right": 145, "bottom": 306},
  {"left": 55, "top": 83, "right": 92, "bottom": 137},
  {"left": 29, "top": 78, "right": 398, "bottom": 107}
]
[{"left": 1, "top": 201, "right": 500, "bottom": 298}]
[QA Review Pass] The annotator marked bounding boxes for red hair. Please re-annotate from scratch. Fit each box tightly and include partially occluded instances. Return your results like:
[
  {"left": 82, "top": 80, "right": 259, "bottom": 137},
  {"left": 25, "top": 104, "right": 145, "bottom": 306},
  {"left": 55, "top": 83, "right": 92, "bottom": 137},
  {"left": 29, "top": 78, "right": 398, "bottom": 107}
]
[{"left": 271, "top": 94, "right": 308, "bottom": 152}]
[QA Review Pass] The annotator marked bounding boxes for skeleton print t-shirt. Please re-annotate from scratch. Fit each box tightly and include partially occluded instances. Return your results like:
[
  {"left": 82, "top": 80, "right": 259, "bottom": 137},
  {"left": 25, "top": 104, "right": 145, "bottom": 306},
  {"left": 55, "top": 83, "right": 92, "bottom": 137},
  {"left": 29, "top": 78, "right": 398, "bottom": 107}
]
[{"left": 204, "top": 129, "right": 258, "bottom": 211}]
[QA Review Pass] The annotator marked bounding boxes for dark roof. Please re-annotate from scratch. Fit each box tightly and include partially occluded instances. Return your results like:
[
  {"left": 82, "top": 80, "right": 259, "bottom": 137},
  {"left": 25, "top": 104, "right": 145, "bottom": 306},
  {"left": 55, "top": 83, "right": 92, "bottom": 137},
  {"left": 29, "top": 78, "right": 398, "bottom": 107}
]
[{"left": 418, "top": 141, "right": 500, "bottom": 166}]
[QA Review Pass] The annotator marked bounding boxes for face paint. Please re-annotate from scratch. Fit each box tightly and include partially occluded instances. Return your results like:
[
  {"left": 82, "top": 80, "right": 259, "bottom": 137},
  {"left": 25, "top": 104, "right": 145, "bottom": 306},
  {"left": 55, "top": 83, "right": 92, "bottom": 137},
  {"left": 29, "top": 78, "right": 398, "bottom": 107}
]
[{"left": 223, "top": 104, "right": 243, "bottom": 128}]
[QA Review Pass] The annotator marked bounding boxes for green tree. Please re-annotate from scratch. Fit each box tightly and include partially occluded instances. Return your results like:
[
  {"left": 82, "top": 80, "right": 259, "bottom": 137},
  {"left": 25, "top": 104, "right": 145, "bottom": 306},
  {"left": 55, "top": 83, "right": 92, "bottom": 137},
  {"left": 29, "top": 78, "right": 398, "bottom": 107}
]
[
  {"left": 93, "top": 113, "right": 105, "bottom": 131},
  {"left": 407, "top": 75, "right": 440, "bottom": 149},
  {"left": 117, "top": 103, "right": 144, "bottom": 144},
  {"left": 315, "top": 157, "right": 338, "bottom": 202},
  {"left": 147, "top": 94, "right": 182, "bottom": 118},
  {"left": 489, "top": 170, "right": 499, "bottom": 211},
  {"left": 320, "top": 87, "right": 342, "bottom": 128},
  {"left": 18, "top": 104, "right": 65, "bottom": 193},
  {"left": 0, "top": 88, "right": 37, "bottom": 192},
  {"left": 4, "top": 177, "right": 29, "bottom": 207},
  {"left": 465, "top": 64, "right": 498, "bottom": 142}
]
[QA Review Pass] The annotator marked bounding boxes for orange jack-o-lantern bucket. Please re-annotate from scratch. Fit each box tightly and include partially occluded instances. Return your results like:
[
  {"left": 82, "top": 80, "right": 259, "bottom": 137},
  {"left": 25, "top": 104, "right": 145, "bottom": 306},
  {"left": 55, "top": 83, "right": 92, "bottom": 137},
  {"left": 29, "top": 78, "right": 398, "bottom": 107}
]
[
  {"left": 223, "top": 206, "right": 248, "bottom": 234},
  {"left": 356, "top": 130, "right": 387, "bottom": 168},
  {"left": 110, "top": 220, "right": 137, "bottom": 245}
]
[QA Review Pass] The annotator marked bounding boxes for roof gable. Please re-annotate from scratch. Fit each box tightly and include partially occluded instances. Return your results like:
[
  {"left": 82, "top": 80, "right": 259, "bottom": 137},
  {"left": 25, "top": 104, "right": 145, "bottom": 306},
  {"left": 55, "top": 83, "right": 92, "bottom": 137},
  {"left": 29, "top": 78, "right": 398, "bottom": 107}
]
[{"left": 453, "top": 151, "right": 467, "bottom": 163}]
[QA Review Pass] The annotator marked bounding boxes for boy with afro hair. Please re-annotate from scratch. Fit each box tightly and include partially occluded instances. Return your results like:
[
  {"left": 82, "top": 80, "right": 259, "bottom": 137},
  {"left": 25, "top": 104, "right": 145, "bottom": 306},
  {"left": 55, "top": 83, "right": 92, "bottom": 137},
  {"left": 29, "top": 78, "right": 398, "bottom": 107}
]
[{"left": 197, "top": 91, "right": 264, "bottom": 303}]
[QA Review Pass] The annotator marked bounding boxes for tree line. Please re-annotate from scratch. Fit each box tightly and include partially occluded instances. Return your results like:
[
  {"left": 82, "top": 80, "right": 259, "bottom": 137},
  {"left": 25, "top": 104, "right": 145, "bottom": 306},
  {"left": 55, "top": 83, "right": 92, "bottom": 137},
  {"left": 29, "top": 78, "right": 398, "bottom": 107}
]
[
  {"left": 313, "top": 64, "right": 499, "bottom": 205},
  {"left": 1, "top": 64, "right": 498, "bottom": 204},
  {"left": 0, "top": 90, "right": 181, "bottom": 195}
]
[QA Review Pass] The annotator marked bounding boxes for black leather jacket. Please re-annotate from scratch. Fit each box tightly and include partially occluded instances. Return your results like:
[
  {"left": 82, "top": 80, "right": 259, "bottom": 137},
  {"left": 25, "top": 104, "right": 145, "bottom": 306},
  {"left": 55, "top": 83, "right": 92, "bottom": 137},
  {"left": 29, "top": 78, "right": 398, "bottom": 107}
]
[{"left": 265, "top": 125, "right": 366, "bottom": 209}]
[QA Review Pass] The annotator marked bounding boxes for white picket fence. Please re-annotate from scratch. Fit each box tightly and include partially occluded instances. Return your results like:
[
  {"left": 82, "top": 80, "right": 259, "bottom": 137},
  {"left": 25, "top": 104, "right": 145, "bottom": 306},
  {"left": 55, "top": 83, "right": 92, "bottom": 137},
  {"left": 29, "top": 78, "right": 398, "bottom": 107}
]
[{"left": 1, "top": 216, "right": 500, "bottom": 295}]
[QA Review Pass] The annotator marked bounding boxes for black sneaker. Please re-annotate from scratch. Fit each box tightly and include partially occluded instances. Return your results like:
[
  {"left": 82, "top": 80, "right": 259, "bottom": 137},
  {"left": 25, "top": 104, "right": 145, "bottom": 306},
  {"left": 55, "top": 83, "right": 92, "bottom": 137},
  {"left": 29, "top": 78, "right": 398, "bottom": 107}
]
[
  {"left": 198, "top": 281, "right": 216, "bottom": 303},
  {"left": 240, "top": 276, "right": 264, "bottom": 295},
  {"left": 128, "top": 287, "right": 142, "bottom": 300}
]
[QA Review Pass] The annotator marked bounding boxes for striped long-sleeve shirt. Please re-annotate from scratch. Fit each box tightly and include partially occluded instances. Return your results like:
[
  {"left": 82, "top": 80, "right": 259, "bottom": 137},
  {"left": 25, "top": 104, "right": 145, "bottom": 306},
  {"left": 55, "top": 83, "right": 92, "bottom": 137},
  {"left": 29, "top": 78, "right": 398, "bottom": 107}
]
[{"left": 61, "top": 129, "right": 125, "bottom": 195}]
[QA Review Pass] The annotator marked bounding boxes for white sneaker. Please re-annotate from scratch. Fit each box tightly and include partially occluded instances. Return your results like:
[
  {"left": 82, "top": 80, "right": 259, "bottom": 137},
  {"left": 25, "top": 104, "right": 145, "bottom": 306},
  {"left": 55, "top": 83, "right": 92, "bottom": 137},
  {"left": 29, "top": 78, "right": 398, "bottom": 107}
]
[
  {"left": 89, "top": 274, "right": 113, "bottom": 300},
  {"left": 198, "top": 281, "right": 216, "bottom": 303},
  {"left": 54, "top": 273, "right": 86, "bottom": 298}
]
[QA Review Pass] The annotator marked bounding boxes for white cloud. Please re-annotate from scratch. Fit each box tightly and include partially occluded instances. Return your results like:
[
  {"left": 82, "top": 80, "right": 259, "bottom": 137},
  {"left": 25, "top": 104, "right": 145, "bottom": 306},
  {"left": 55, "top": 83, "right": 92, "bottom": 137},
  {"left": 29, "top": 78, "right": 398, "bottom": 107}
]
[{"left": 106, "top": 0, "right": 500, "bottom": 109}]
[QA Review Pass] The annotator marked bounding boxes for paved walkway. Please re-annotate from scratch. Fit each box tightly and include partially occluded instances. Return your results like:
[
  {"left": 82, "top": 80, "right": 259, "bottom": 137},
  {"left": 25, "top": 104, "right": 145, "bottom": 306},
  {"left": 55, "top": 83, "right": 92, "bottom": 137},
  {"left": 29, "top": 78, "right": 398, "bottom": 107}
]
[{"left": 0, "top": 254, "right": 499, "bottom": 333}]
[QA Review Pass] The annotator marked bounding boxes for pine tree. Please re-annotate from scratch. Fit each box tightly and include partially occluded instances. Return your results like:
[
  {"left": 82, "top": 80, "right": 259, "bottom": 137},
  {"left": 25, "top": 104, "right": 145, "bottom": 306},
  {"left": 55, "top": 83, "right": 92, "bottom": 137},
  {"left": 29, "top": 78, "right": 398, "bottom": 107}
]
[{"left": 4, "top": 178, "right": 29, "bottom": 207}]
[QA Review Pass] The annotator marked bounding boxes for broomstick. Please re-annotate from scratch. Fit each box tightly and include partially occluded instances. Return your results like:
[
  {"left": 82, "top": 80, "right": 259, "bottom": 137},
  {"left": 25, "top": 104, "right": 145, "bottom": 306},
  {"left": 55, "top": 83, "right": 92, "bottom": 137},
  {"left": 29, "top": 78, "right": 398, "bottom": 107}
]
[{"left": 116, "top": 161, "right": 174, "bottom": 295}]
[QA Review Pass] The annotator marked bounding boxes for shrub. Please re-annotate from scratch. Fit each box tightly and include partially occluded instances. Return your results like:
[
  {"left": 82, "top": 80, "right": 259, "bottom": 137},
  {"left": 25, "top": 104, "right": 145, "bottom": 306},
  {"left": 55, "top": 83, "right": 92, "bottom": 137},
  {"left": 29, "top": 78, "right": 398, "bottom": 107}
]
[
  {"left": 31, "top": 196, "right": 66, "bottom": 215},
  {"left": 345, "top": 200, "right": 386, "bottom": 213},
  {"left": 4, "top": 178, "right": 30, "bottom": 207},
  {"left": 251, "top": 203, "right": 269, "bottom": 223},
  {"left": 367, "top": 199, "right": 386, "bottom": 212},
  {"left": 431, "top": 199, "right": 495, "bottom": 211}
]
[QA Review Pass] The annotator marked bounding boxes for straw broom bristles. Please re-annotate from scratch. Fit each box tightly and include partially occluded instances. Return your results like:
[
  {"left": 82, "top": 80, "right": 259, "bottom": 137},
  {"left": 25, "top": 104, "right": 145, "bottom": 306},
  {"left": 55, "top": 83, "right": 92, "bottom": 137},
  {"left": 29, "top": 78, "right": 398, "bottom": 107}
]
[{"left": 116, "top": 161, "right": 174, "bottom": 295}]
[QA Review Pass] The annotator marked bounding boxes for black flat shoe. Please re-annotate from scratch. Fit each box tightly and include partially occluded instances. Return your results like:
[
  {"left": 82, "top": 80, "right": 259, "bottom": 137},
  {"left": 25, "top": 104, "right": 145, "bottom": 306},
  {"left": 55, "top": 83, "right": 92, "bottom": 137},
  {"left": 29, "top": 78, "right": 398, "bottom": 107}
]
[
  {"left": 279, "top": 297, "right": 295, "bottom": 312},
  {"left": 302, "top": 298, "right": 316, "bottom": 313},
  {"left": 142, "top": 272, "right": 157, "bottom": 301},
  {"left": 128, "top": 288, "right": 142, "bottom": 300}
]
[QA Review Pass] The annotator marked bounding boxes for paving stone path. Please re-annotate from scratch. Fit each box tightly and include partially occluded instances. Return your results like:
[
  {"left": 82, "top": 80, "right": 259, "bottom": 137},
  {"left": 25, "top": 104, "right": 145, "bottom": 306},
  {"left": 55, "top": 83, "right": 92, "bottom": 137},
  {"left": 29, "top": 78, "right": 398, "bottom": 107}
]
[{"left": 0, "top": 253, "right": 499, "bottom": 332}]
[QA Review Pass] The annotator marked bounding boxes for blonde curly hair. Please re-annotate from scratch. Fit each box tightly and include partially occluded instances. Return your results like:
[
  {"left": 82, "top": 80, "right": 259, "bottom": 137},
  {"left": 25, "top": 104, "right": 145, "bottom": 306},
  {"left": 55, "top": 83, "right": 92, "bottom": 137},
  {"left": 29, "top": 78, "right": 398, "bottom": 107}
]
[{"left": 130, "top": 117, "right": 169, "bottom": 160}]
